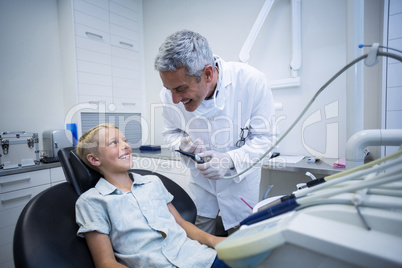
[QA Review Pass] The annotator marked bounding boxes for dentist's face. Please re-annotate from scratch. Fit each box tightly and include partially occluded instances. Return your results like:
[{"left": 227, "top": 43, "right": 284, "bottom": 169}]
[{"left": 160, "top": 67, "right": 214, "bottom": 112}]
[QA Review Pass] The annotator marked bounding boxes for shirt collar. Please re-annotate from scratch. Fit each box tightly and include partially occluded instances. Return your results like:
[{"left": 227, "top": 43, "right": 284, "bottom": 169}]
[{"left": 95, "top": 172, "right": 152, "bottom": 196}]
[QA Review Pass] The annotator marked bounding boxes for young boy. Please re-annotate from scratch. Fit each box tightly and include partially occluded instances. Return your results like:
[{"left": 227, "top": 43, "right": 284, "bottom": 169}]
[{"left": 75, "top": 123, "right": 228, "bottom": 267}]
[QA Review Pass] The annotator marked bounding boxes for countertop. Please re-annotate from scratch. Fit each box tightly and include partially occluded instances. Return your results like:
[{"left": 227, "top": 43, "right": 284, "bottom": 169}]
[
  {"left": 262, "top": 156, "right": 345, "bottom": 176},
  {"left": 132, "top": 148, "right": 180, "bottom": 160},
  {"left": 0, "top": 162, "right": 62, "bottom": 176},
  {"left": 1, "top": 149, "right": 344, "bottom": 177}
]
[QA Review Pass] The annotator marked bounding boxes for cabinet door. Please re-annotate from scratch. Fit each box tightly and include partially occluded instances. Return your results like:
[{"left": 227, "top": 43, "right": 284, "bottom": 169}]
[
  {"left": 74, "top": 0, "right": 113, "bottom": 105},
  {"left": 0, "top": 169, "right": 50, "bottom": 194},
  {"left": 74, "top": 10, "right": 110, "bottom": 35},
  {"left": 0, "top": 184, "right": 49, "bottom": 268},
  {"left": 74, "top": 0, "right": 109, "bottom": 21},
  {"left": 0, "top": 184, "right": 49, "bottom": 227},
  {"left": 110, "top": 11, "right": 139, "bottom": 51},
  {"left": 109, "top": 0, "right": 142, "bottom": 113},
  {"left": 61, "top": 0, "right": 144, "bottom": 122},
  {"left": 112, "top": 47, "right": 142, "bottom": 112},
  {"left": 109, "top": 1, "right": 139, "bottom": 51},
  {"left": 75, "top": 31, "right": 113, "bottom": 104}
]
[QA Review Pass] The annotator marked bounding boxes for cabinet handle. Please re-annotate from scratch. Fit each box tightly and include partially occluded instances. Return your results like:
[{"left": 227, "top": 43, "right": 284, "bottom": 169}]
[
  {"left": 119, "top": 41, "right": 133, "bottom": 47},
  {"left": 1, "top": 194, "right": 32, "bottom": 205},
  {"left": 0, "top": 177, "right": 30, "bottom": 187},
  {"left": 122, "top": 102, "right": 136, "bottom": 106},
  {"left": 85, "top": 32, "right": 103, "bottom": 39}
]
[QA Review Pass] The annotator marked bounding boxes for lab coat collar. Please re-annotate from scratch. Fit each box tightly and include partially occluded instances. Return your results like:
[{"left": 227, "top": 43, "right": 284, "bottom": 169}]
[{"left": 214, "top": 55, "right": 232, "bottom": 90}]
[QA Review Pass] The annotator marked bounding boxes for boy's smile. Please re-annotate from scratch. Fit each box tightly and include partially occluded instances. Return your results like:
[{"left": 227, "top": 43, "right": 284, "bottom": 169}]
[{"left": 96, "top": 128, "right": 133, "bottom": 173}]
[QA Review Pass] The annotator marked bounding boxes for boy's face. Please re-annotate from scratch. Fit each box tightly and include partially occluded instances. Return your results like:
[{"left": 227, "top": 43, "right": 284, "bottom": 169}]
[{"left": 93, "top": 128, "right": 133, "bottom": 173}]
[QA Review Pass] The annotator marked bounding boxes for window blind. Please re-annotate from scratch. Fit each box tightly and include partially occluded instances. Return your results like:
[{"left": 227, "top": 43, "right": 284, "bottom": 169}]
[{"left": 81, "top": 112, "right": 142, "bottom": 148}]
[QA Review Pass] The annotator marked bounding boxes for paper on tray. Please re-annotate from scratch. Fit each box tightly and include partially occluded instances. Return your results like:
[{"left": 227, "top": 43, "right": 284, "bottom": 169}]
[{"left": 265, "top": 155, "right": 304, "bottom": 164}]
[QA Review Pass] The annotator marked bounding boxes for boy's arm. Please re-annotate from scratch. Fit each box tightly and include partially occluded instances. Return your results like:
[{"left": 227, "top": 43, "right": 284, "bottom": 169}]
[
  {"left": 85, "top": 231, "right": 128, "bottom": 268},
  {"left": 167, "top": 203, "right": 225, "bottom": 248}
]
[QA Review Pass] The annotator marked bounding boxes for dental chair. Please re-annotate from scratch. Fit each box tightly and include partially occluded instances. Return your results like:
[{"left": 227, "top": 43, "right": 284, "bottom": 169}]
[{"left": 13, "top": 146, "right": 197, "bottom": 268}]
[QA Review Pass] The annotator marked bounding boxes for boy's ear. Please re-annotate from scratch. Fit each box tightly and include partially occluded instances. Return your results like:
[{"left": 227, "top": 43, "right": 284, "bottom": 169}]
[{"left": 87, "top": 154, "right": 101, "bottom": 167}]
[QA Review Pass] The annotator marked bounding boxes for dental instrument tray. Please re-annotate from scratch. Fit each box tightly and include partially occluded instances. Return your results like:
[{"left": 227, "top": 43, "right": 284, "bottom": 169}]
[
  {"left": 0, "top": 131, "right": 40, "bottom": 169},
  {"left": 139, "top": 145, "right": 161, "bottom": 151}
]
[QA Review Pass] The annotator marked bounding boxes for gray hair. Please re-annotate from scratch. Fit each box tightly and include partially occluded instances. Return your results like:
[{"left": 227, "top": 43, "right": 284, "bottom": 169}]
[{"left": 154, "top": 30, "right": 214, "bottom": 82}]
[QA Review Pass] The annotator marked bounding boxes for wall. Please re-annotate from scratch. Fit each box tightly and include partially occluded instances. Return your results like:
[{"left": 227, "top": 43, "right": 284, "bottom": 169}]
[
  {"left": 0, "top": 0, "right": 384, "bottom": 160},
  {"left": 0, "top": 0, "right": 66, "bottom": 150},
  {"left": 382, "top": 0, "right": 402, "bottom": 155},
  {"left": 142, "top": 0, "right": 268, "bottom": 147},
  {"left": 364, "top": 0, "right": 385, "bottom": 158},
  {"left": 143, "top": 0, "right": 383, "bottom": 159}
]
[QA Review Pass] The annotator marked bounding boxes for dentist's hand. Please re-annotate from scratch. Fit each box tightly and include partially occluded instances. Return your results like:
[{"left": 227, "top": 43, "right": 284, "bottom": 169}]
[
  {"left": 179, "top": 137, "right": 205, "bottom": 154},
  {"left": 196, "top": 151, "right": 234, "bottom": 180}
]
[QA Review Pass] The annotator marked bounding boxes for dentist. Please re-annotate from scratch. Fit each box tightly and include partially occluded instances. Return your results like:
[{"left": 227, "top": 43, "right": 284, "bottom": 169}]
[{"left": 154, "top": 30, "right": 276, "bottom": 234}]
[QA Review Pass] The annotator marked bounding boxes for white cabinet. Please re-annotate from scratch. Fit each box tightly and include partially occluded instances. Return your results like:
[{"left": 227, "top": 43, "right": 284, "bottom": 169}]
[
  {"left": 59, "top": 0, "right": 144, "bottom": 121},
  {"left": 0, "top": 167, "right": 66, "bottom": 268},
  {"left": 74, "top": 0, "right": 113, "bottom": 106},
  {"left": 132, "top": 156, "right": 191, "bottom": 195}
]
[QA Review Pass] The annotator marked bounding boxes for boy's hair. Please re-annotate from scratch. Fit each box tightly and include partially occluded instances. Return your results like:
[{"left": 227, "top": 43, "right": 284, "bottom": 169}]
[{"left": 76, "top": 123, "right": 119, "bottom": 172}]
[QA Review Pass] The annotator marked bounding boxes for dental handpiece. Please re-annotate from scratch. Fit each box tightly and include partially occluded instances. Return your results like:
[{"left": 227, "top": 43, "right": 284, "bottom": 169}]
[{"left": 175, "top": 150, "right": 205, "bottom": 164}]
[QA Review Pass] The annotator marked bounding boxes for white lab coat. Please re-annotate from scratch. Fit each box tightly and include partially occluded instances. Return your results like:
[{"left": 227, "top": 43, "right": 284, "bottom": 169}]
[{"left": 159, "top": 57, "right": 276, "bottom": 230}]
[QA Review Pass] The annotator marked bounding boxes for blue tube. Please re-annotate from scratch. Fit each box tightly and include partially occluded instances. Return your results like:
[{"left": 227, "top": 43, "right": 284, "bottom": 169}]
[
  {"left": 66, "top": 123, "right": 78, "bottom": 146},
  {"left": 240, "top": 199, "right": 299, "bottom": 226}
]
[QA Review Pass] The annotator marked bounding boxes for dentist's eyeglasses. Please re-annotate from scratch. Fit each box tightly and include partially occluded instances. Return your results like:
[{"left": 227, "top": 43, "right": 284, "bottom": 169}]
[{"left": 236, "top": 127, "right": 249, "bottom": 147}]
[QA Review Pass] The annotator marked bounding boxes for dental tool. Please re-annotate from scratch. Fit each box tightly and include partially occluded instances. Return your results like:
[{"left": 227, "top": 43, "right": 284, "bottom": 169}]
[{"left": 175, "top": 150, "right": 205, "bottom": 164}]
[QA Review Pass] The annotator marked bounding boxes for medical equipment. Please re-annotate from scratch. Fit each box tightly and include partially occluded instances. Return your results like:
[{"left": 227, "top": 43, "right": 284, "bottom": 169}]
[
  {"left": 215, "top": 45, "right": 402, "bottom": 267},
  {"left": 216, "top": 198, "right": 402, "bottom": 267},
  {"left": 241, "top": 157, "right": 402, "bottom": 225},
  {"left": 345, "top": 129, "right": 402, "bottom": 168},
  {"left": 222, "top": 46, "right": 402, "bottom": 180},
  {"left": 0, "top": 131, "right": 40, "bottom": 169},
  {"left": 262, "top": 185, "right": 274, "bottom": 200},
  {"left": 255, "top": 149, "right": 402, "bottom": 212},
  {"left": 216, "top": 150, "right": 402, "bottom": 267},
  {"left": 175, "top": 149, "right": 205, "bottom": 164},
  {"left": 359, "top": 43, "right": 402, "bottom": 54}
]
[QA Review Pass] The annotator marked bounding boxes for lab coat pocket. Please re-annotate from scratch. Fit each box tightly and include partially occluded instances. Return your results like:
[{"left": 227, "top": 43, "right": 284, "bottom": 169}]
[{"left": 149, "top": 193, "right": 171, "bottom": 219}]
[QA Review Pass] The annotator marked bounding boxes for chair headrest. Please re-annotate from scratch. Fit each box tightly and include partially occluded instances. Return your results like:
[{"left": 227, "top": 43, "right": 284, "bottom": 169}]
[{"left": 69, "top": 150, "right": 101, "bottom": 195}]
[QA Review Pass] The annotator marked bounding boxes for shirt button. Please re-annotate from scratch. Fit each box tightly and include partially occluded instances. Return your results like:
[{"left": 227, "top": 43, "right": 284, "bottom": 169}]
[{"left": 142, "top": 207, "right": 147, "bottom": 211}]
